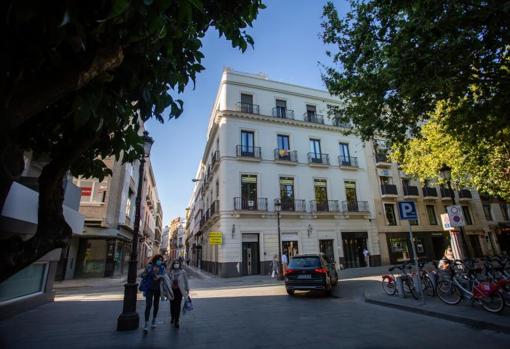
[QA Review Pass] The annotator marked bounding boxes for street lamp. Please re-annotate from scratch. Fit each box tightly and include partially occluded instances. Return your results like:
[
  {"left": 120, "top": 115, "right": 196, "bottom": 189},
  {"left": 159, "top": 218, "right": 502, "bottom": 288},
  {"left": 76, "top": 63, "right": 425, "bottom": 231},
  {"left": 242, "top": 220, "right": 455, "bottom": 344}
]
[
  {"left": 275, "top": 199, "right": 284, "bottom": 280},
  {"left": 192, "top": 178, "right": 202, "bottom": 182},
  {"left": 117, "top": 131, "right": 154, "bottom": 331},
  {"left": 438, "top": 164, "right": 469, "bottom": 258}
]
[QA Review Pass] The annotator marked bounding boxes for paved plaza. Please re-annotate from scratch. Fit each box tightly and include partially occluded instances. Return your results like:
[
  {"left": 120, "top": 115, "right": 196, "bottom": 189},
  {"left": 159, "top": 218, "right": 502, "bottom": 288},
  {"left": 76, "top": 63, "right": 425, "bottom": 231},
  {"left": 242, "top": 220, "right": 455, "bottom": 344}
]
[{"left": 1, "top": 268, "right": 509, "bottom": 349}]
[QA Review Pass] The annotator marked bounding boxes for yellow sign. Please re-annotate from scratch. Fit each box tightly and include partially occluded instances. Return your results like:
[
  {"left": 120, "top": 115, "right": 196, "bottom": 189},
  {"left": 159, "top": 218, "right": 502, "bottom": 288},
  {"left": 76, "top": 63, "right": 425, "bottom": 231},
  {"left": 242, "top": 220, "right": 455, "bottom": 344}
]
[{"left": 209, "top": 232, "right": 223, "bottom": 245}]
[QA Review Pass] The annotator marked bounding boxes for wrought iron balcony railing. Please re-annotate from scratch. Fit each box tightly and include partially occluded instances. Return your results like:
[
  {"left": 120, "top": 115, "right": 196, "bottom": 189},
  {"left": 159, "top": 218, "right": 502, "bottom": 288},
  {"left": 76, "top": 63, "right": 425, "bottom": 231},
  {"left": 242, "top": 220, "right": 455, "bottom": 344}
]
[
  {"left": 274, "top": 148, "right": 298, "bottom": 162},
  {"left": 459, "top": 189, "right": 472, "bottom": 199},
  {"left": 403, "top": 185, "right": 419, "bottom": 196},
  {"left": 310, "top": 200, "right": 339, "bottom": 213},
  {"left": 233, "top": 197, "right": 268, "bottom": 211},
  {"left": 237, "top": 102, "right": 259, "bottom": 114},
  {"left": 303, "top": 112, "right": 324, "bottom": 124},
  {"left": 236, "top": 145, "right": 261, "bottom": 159},
  {"left": 272, "top": 107, "right": 294, "bottom": 119},
  {"left": 381, "top": 184, "right": 398, "bottom": 195},
  {"left": 307, "top": 152, "right": 329, "bottom": 165},
  {"left": 341, "top": 200, "right": 369, "bottom": 212},
  {"left": 276, "top": 199, "right": 306, "bottom": 212},
  {"left": 338, "top": 155, "right": 359, "bottom": 167},
  {"left": 422, "top": 187, "right": 438, "bottom": 197}
]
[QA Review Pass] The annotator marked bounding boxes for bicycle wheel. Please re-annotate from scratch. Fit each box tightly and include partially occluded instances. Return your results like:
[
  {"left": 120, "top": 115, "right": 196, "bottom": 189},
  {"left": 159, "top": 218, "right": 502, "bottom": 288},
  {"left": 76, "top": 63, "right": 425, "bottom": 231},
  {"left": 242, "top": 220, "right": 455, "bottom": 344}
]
[
  {"left": 436, "top": 280, "right": 462, "bottom": 305},
  {"left": 404, "top": 278, "right": 418, "bottom": 300},
  {"left": 480, "top": 292, "right": 504, "bottom": 313},
  {"left": 382, "top": 276, "right": 396, "bottom": 296},
  {"left": 422, "top": 276, "right": 435, "bottom": 297}
]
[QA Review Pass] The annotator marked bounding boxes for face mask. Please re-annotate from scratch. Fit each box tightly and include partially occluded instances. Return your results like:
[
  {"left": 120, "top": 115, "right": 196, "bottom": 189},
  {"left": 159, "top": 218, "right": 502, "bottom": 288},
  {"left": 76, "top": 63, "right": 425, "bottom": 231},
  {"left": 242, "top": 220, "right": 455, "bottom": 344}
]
[
  {"left": 156, "top": 260, "right": 162, "bottom": 266},
  {"left": 174, "top": 264, "right": 180, "bottom": 269}
]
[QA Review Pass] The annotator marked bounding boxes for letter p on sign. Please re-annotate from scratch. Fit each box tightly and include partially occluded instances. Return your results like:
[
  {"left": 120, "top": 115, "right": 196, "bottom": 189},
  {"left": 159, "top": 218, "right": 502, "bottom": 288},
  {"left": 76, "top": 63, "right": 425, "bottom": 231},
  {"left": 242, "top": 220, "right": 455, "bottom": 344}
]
[{"left": 398, "top": 201, "right": 417, "bottom": 220}]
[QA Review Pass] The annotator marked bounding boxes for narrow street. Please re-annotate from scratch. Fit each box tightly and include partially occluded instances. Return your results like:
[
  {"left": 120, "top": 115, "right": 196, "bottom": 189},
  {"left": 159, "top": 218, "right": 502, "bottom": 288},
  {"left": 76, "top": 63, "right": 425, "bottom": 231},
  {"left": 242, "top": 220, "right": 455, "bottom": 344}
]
[{"left": 1, "top": 269, "right": 508, "bottom": 349}]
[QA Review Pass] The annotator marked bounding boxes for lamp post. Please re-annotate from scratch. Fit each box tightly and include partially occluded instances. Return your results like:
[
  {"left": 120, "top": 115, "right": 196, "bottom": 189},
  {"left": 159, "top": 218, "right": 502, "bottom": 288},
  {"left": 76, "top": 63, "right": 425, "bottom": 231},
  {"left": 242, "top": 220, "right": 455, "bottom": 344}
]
[
  {"left": 275, "top": 199, "right": 284, "bottom": 280},
  {"left": 117, "top": 131, "right": 154, "bottom": 331},
  {"left": 439, "top": 164, "right": 469, "bottom": 259}
]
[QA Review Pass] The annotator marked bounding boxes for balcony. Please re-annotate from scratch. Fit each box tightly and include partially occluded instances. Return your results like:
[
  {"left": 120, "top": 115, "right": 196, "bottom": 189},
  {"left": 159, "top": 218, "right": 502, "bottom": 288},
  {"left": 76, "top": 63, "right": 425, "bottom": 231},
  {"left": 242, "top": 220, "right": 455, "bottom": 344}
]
[
  {"left": 310, "top": 200, "right": 339, "bottom": 216},
  {"left": 307, "top": 153, "right": 329, "bottom": 167},
  {"left": 274, "top": 149, "right": 298, "bottom": 164},
  {"left": 341, "top": 201, "right": 370, "bottom": 214},
  {"left": 211, "top": 150, "right": 220, "bottom": 171},
  {"left": 375, "top": 150, "right": 391, "bottom": 167},
  {"left": 234, "top": 197, "right": 268, "bottom": 211},
  {"left": 236, "top": 145, "right": 261, "bottom": 161},
  {"left": 332, "top": 118, "right": 352, "bottom": 128},
  {"left": 276, "top": 199, "right": 306, "bottom": 213},
  {"left": 237, "top": 102, "right": 259, "bottom": 114},
  {"left": 381, "top": 184, "right": 398, "bottom": 198},
  {"left": 459, "top": 189, "right": 472, "bottom": 201},
  {"left": 209, "top": 200, "right": 220, "bottom": 218},
  {"left": 338, "top": 155, "right": 359, "bottom": 169},
  {"left": 440, "top": 188, "right": 453, "bottom": 201},
  {"left": 403, "top": 185, "right": 419, "bottom": 198},
  {"left": 303, "top": 112, "right": 324, "bottom": 124},
  {"left": 422, "top": 187, "right": 438, "bottom": 199},
  {"left": 272, "top": 107, "right": 294, "bottom": 120}
]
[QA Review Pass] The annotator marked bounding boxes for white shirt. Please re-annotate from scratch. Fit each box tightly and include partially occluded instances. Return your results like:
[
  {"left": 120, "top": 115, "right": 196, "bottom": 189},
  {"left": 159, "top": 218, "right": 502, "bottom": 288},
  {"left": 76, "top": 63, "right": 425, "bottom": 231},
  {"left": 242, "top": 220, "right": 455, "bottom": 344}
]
[
  {"left": 281, "top": 254, "right": 288, "bottom": 264},
  {"left": 363, "top": 249, "right": 369, "bottom": 257}
]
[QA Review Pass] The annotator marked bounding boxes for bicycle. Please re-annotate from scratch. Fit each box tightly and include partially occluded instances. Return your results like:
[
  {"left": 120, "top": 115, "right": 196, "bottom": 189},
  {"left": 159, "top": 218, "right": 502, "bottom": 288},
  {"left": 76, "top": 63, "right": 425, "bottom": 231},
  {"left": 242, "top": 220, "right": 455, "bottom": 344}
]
[
  {"left": 436, "top": 259, "right": 505, "bottom": 313},
  {"left": 382, "top": 261, "right": 418, "bottom": 300}
]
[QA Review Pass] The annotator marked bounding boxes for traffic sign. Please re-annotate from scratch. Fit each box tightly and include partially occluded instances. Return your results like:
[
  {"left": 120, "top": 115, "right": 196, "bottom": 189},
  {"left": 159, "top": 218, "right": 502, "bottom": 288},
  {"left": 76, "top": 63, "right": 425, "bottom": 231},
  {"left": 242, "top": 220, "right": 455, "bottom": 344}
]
[
  {"left": 447, "top": 205, "right": 465, "bottom": 227},
  {"left": 398, "top": 201, "right": 417, "bottom": 220},
  {"left": 440, "top": 213, "right": 454, "bottom": 230}
]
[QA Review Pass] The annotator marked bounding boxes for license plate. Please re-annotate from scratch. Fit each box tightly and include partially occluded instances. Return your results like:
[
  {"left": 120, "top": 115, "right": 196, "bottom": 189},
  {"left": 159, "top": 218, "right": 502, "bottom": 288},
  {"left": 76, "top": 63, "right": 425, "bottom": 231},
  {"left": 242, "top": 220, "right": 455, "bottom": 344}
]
[{"left": 297, "top": 274, "right": 311, "bottom": 279}]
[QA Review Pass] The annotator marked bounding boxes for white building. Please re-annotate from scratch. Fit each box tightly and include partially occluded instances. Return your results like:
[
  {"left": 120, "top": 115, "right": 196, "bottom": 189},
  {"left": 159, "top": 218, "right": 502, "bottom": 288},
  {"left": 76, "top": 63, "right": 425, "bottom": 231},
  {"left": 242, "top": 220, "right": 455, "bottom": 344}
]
[{"left": 188, "top": 69, "right": 380, "bottom": 277}]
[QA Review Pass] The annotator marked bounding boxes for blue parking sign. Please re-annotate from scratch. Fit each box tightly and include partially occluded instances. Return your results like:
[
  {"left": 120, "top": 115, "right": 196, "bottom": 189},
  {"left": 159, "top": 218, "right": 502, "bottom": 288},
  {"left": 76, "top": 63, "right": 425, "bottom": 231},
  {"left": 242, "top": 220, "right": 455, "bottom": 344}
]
[{"left": 398, "top": 201, "right": 417, "bottom": 220}]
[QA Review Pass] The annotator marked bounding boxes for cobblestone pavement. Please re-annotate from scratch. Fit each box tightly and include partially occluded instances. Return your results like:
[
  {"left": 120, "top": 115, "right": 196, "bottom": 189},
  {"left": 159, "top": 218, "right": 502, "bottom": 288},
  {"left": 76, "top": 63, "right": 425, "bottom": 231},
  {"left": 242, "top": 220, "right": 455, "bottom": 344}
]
[{"left": 1, "top": 269, "right": 509, "bottom": 349}]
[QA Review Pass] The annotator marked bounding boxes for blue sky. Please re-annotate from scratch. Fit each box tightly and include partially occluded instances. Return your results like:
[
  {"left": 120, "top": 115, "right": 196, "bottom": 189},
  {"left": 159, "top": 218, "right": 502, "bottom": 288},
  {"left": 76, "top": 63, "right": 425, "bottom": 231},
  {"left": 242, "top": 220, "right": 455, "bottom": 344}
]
[{"left": 146, "top": 0, "right": 349, "bottom": 225}]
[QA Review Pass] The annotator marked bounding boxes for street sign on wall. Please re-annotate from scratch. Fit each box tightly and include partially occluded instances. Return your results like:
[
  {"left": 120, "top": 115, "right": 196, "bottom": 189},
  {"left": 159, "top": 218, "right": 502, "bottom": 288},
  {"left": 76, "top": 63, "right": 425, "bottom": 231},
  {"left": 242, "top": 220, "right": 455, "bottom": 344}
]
[
  {"left": 447, "top": 205, "right": 465, "bottom": 227},
  {"left": 209, "top": 232, "right": 223, "bottom": 245},
  {"left": 398, "top": 201, "right": 417, "bottom": 220}
]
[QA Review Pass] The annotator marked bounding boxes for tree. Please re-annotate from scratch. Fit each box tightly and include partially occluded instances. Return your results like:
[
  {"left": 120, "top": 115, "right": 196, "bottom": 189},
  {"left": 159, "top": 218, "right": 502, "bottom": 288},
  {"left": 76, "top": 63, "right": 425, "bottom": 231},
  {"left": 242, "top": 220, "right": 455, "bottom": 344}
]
[
  {"left": 321, "top": 1, "right": 510, "bottom": 196},
  {"left": 391, "top": 107, "right": 510, "bottom": 200},
  {"left": 0, "top": 0, "right": 265, "bottom": 282}
]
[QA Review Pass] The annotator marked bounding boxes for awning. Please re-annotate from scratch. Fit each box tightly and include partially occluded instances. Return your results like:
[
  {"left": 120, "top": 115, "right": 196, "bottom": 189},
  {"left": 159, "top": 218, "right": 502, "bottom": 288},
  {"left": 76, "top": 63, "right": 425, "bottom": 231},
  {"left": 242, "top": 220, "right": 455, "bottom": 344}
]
[{"left": 81, "top": 226, "right": 133, "bottom": 241}]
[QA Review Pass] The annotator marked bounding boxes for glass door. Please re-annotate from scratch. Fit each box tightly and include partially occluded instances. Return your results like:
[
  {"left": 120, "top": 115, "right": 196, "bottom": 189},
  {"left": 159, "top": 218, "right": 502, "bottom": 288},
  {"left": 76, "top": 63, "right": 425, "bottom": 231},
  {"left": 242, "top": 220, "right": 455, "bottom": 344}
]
[
  {"left": 241, "top": 131, "right": 254, "bottom": 156},
  {"left": 241, "top": 175, "right": 257, "bottom": 210},
  {"left": 277, "top": 134, "right": 290, "bottom": 160},
  {"left": 309, "top": 139, "right": 322, "bottom": 163},
  {"left": 344, "top": 181, "right": 358, "bottom": 211},
  {"left": 279, "top": 177, "right": 295, "bottom": 211},
  {"left": 339, "top": 143, "right": 350, "bottom": 165}
]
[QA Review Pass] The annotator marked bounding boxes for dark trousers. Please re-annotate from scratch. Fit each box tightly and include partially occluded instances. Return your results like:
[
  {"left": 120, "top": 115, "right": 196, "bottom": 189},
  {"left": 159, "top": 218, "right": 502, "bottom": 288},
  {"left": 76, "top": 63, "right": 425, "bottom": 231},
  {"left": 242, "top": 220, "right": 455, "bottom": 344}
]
[
  {"left": 170, "top": 288, "right": 183, "bottom": 324},
  {"left": 145, "top": 289, "right": 161, "bottom": 322}
]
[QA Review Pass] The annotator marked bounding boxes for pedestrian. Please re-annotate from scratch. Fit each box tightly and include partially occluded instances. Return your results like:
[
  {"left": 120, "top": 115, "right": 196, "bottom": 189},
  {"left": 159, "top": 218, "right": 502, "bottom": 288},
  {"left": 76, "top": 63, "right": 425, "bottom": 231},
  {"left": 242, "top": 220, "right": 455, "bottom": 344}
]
[
  {"left": 281, "top": 250, "right": 289, "bottom": 275},
  {"left": 271, "top": 254, "right": 279, "bottom": 278},
  {"left": 363, "top": 248, "right": 370, "bottom": 267},
  {"left": 139, "top": 254, "right": 165, "bottom": 334},
  {"left": 438, "top": 247, "right": 454, "bottom": 270},
  {"left": 168, "top": 259, "right": 190, "bottom": 329}
]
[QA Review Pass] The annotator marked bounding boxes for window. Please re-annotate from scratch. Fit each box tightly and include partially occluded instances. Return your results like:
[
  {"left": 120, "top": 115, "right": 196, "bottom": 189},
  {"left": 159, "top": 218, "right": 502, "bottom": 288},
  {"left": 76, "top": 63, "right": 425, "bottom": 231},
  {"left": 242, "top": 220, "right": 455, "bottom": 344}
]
[
  {"left": 241, "top": 130, "right": 255, "bottom": 155},
  {"left": 125, "top": 189, "right": 133, "bottom": 218},
  {"left": 240, "top": 93, "right": 254, "bottom": 113},
  {"left": 380, "top": 176, "right": 393, "bottom": 185},
  {"left": 306, "top": 104, "right": 316, "bottom": 119},
  {"left": 241, "top": 175, "right": 257, "bottom": 210},
  {"left": 483, "top": 204, "right": 493, "bottom": 221},
  {"left": 501, "top": 204, "right": 509, "bottom": 221},
  {"left": 345, "top": 181, "right": 358, "bottom": 211},
  {"left": 309, "top": 139, "right": 322, "bottom": 162},
  {"left": 339, "top": 143, "right": 350, "bottom": 164},
  {"left": 216, "top": 181, "right": 219, "bottom": 199},
  {"left": 314, "top": 179, "right": 328, "bottom": 210},
  {"left": 426, "top": 205, "right": 438, "bottom": 225},
  {"left": 275, "top": 99, "right": 287, "bottom": 118},
  {"left": 76, "top": 178, "right": 107, "bottom": 204},
  {"left": 402, "top": 178, "right": 410, "bottom": 187},
  {"left": 279, "top": 177, "right": 295, "bottom": 210},
  {"left": 462, "top": 206, "right": 473, "bottom": 225},
  {"left": 0, "top": 263, "right": 48, "bottom": 302},
  {"left": 385, "top": 204, "right": 397, "bottom": 226},
  {"left": 277, "top": 134, "right": 290, "bottom": 150}
]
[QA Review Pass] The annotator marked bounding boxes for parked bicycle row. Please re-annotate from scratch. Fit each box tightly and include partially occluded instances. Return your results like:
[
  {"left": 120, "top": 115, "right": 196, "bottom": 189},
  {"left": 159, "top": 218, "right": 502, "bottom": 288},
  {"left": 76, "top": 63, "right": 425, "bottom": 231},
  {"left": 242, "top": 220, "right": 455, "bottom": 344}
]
[{"left": 381, "top": 255, "right": 510, "bottom": 313}]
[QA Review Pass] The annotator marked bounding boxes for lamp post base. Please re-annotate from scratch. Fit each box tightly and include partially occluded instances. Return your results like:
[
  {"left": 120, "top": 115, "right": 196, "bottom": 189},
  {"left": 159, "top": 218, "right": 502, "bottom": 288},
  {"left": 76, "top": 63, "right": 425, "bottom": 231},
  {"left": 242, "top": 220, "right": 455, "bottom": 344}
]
[{"left": 117, "top": 312, "right": 139, "bottom": 331}]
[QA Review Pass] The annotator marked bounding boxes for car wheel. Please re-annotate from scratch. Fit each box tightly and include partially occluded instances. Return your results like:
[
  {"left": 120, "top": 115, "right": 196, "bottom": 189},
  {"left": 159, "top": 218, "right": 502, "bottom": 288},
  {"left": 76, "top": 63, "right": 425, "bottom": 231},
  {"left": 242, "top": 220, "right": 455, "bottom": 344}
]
[{"left": 286, "top": 288, "right": 295, "bottom": 296}]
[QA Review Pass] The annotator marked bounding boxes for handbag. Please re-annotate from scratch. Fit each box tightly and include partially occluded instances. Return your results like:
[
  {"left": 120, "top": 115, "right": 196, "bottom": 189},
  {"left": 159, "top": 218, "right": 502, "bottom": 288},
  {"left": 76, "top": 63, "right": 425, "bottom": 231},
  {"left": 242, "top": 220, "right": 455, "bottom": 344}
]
[{"left": 182, "top": 296, "right": 193, "bottom": 314}]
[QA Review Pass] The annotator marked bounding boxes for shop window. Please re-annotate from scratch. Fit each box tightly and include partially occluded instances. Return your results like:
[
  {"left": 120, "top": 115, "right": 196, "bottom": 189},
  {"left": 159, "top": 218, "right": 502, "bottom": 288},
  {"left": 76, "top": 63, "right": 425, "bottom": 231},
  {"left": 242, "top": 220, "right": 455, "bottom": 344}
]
[
  {"left": 0, "top": 263, "right": 47, "bottom": 302},
  {"left": 384, "top": 204, "right": 397, "bottom": 226}
]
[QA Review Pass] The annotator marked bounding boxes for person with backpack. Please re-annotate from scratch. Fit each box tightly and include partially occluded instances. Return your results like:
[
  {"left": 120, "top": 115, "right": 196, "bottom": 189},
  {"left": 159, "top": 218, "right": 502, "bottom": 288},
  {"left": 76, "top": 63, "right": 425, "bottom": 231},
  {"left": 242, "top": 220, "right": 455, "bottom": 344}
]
[
  {"left": 168, "top": 259, "right": 190, "bottom": 328},
  {"left": 139, "top": 254, "right": 165, "bottom": 334}
]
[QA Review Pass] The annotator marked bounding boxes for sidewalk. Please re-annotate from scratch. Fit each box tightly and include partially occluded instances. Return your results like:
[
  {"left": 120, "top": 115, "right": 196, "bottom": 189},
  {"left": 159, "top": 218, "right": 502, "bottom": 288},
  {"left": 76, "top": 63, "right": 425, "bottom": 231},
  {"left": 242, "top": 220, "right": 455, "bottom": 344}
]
[{"left": 365, "top": 291, "right": 510, "bottom": 334}]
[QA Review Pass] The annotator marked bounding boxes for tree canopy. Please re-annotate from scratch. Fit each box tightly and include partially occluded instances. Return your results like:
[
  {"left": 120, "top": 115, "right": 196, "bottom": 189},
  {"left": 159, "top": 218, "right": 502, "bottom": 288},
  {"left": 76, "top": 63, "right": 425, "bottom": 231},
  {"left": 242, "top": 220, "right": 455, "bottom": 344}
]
[
  {"left": 321, "top": 0, "right": 510, "bottom": 197},
  {"left": 0, "top": 0, "right": 265, "bottom": 282}
]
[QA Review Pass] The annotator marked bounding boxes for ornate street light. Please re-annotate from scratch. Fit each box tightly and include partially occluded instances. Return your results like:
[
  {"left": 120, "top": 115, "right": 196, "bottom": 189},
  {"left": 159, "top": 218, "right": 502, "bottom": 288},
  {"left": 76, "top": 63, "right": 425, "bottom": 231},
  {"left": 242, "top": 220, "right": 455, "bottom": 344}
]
[
  {"left": 117, "top": 131, "right": 154, "bottom": 331},
  {"left": 438, "top": 163, "right": 469, "bottom": 258},
  {"left": 275, "top": 199, "right": 284, "bottom": 280}
]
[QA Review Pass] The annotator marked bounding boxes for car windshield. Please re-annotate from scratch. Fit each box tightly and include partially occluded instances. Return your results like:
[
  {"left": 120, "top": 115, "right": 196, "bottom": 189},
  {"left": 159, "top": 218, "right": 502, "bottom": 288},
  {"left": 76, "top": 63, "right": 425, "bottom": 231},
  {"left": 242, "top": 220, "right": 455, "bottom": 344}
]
[{"left": 288, "top": 257, "right": 321, "bottom": 268}]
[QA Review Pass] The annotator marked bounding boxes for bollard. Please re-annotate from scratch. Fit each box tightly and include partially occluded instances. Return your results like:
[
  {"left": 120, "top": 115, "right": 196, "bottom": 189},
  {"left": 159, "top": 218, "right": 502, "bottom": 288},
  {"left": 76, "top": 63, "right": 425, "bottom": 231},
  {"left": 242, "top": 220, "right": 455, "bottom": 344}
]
[{"left": 396, "top": 276, "right": 405, "bottom": 298}]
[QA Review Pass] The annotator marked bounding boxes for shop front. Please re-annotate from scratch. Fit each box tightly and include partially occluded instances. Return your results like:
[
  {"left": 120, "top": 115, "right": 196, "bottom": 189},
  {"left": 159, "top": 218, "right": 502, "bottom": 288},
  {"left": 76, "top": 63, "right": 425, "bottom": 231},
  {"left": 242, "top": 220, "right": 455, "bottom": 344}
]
[
  {"left": 385, "top": 231, "right": 450, "bottom": 264},
  {"left": 495, "top": 224, "right": 510, "bottom": 255}
]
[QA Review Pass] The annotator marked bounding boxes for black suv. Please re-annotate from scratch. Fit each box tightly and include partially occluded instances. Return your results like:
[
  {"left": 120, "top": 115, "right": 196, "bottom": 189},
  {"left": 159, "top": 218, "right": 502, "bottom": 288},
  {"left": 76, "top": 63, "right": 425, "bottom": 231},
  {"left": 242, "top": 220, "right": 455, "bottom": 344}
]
[{"left": 284, "top": 253, "right": 338, "bottom": 296}]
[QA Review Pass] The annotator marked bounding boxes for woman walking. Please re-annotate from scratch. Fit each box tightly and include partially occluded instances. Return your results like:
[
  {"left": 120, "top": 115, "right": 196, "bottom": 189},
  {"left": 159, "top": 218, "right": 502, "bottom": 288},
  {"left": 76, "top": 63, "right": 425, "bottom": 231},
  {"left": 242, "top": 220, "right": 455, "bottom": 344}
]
[
  {"left": 271, "top": 254, "right": 279, "bottom": 278},
  {"left": 140, "top": 255, "right": 165, "bottom": 334},
  {"left": 168, "top": 259, "right": 190, "bottom": 328}
]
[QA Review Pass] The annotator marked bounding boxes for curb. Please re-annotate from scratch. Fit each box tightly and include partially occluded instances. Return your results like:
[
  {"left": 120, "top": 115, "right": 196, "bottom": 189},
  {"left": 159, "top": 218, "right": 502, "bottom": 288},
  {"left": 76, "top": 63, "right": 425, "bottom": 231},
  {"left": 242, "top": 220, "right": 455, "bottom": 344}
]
[{"left": 364, "top": 293, "right": 510, "bottom": 335}]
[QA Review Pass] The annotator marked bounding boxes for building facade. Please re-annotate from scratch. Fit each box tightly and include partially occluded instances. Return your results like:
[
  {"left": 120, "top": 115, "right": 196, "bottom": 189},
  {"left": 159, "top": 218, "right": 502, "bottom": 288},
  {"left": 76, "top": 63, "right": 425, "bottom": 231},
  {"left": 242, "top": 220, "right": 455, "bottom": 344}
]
[
  {"left": 188, "top": 69, "right": 380, "bottom": 277},
  {"left": 70, "top": 156, "right": 163, "bottom": 278},
  {"left": 0, "top": 153, "right": 84, "bottom": 318}
]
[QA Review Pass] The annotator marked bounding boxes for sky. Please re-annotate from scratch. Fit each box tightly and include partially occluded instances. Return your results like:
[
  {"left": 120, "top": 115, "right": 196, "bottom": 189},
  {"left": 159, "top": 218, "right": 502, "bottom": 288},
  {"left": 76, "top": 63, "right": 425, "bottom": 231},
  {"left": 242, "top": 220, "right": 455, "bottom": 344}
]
[{"left": 145, "top": 0, "right": 350, "bottom": 226}]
